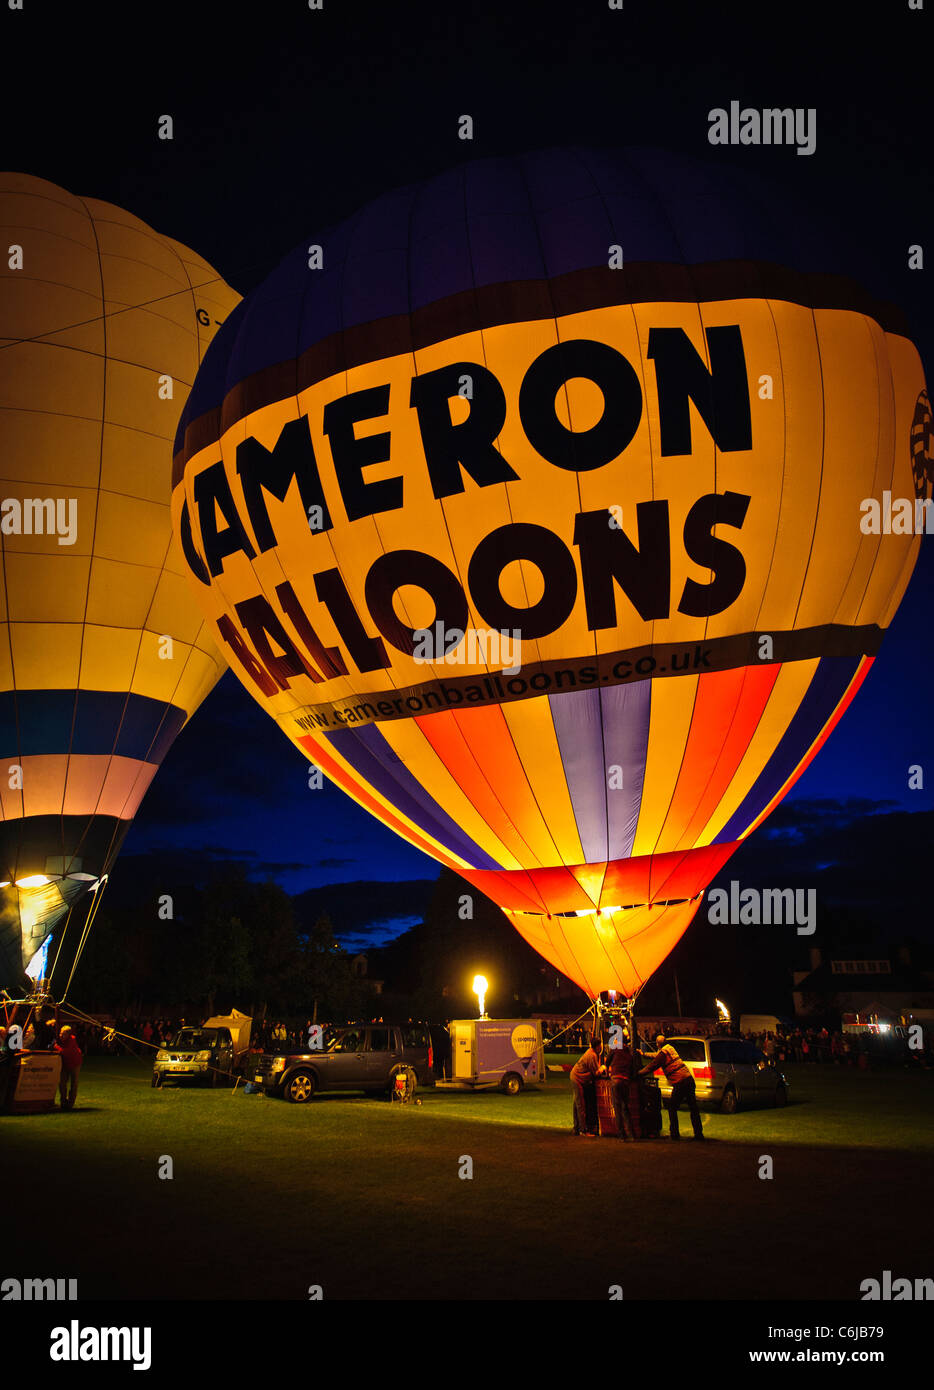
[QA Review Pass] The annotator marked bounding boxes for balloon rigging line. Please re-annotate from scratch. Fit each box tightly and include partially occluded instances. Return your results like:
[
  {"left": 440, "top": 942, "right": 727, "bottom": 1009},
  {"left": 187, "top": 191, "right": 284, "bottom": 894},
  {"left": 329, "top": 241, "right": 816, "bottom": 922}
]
[{"left": 59, "top": 876, "right": 108, "bottom": 1003}]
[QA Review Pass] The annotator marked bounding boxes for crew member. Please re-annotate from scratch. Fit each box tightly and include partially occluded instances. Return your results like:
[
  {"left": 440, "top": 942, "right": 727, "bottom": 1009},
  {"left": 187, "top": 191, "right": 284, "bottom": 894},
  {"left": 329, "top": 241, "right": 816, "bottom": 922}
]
[
  {"left": 607, "top": 1027, "right": 636, "bottom": 1141},
  {"left": 0, "top": 1025, "right": 13, "bottom": 1112},
  {"left": 570, "top": 1035, "right": 601, "bottom": 1137},
  {"left": 54, "top": 1025, "right": 83, "bottom": 1111},
  {"left": 640, "top": 1034, "right": 704, "bottom": 1140}
]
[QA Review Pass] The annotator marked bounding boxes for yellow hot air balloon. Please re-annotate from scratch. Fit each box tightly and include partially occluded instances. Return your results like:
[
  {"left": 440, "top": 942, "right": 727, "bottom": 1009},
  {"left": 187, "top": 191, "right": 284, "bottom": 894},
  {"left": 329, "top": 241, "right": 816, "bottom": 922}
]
[
  {"left": 171, "top": 149, "right": 930, "bottom": 1002},
  {"left": 0, "top": 174, "right": 240, "bottom": 992}
]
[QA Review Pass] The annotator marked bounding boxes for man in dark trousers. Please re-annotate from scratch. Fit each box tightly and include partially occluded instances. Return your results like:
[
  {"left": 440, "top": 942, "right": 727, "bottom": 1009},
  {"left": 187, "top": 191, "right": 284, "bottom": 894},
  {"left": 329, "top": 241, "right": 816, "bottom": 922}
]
[
  {"left": 607, "top": 1026, "right": 636, "bottom": 1141},
  {"left": 570, "top": 1035, "right": 601, "bottom": 1136},
  {"left": 54, "top": 1025, "right": 83, "bottom": 1110},
  {"left": 640, "top": 1034, "right": 704, "bottom": 1140}
]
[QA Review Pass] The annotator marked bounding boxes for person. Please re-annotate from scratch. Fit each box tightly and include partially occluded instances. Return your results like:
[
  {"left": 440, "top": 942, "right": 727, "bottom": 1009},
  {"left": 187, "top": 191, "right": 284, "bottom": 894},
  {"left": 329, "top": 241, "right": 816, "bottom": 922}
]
[
  {"left": 0, "top": 1025, "right": 14, "bottom": 1111},
  {"left": 33, "top": 1006, "right": 57, "bottom": 1049},
  {"left": 570, "top": 1035, "right": 601, "bottom": 1136},
  {"left": 640, "top": 1034, "right": 704, "bottom": 1140},
  {"left": 54, "top": 1024, "right": 83, "bottom": 1110},
  {"left": 242, "top": 1039, "right": 265, "bottom": 1094},
  {"left": 607, "top": 1028, "right": 636, "bottom": 1141}
]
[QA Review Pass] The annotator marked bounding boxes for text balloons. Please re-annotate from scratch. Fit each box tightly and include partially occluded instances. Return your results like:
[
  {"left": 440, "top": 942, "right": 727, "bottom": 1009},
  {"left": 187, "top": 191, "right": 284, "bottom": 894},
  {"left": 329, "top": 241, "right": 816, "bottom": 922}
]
[
  {"left": 172, "top": 149, "right": 928, "bottom": 999},
  {"left": 0, "top": 174, "right": 240, "bottom": 991}
]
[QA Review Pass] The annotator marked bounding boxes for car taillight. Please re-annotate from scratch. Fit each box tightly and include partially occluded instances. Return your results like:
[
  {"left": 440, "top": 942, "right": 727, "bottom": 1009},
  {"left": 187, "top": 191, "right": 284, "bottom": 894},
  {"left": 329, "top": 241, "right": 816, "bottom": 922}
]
[
  {"left": 428, "top": 1042, "right": 434, "bottom": 1070},
  {"left": 693, "top": 1066, "right": 712, "bottom": 1080}
]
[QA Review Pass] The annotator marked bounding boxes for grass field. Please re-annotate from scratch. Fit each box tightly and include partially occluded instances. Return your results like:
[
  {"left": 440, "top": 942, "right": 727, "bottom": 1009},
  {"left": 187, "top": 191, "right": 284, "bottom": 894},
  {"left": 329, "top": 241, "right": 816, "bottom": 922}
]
[{"left": 4, "top": 1056, "right": 933, "bottom": 1301}]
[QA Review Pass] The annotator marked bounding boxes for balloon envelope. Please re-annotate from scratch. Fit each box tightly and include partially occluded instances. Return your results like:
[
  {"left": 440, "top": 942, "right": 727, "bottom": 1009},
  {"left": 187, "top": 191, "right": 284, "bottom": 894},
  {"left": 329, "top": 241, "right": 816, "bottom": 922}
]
[
  {"left": 0, "top": 175, "right": 240, "bottom": 990},
  {"left": 172, "top": 149, "right": 929, "bottom": 998}
]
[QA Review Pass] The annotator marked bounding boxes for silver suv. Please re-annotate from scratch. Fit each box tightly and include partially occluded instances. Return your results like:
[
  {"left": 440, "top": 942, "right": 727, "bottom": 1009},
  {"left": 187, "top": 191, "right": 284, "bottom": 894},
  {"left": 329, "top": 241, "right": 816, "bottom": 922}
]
[{"left": 653, "top": 1036, "right": 788, "bottom": 1113}]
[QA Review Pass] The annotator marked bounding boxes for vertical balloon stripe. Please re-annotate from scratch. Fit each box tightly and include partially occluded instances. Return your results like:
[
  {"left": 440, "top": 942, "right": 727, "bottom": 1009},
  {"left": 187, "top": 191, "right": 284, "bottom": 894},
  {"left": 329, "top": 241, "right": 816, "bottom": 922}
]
[
  {"left": 413, "top": 709, "right": 547, "bottom": 866},
  {"left": 662, "top": 665, "right": 781, "bottom": 852},
  {"left": 325, "top": 723, "right": 503, "bottom": 870},
  {"left": 716, "top": 656, "right": 863, "bottom": 842},
  {"left": 674, "top": 664, "right": 781, "bottom": 851},
  {"left": 696, "top": 660, "right": 819, "bottom": 844},
  {"left": 599, "top": 683, "right": 651, "bottom": 859},
  {"left": 548, "top": 688, "right": 608, "bottom": 861},
  {"left": 741, "top": 656, "right": 874, "bottom": 842},
  {"left": 378, "top": 717, "right": 525, "bottom": 870},
  {"left": 630, "top": 675, "right": 699, "bottom": 857},
  {"left": 450, "top": 704, "right": 565, "bottom": 864},
  {"left": 499, "top": 696, "right": 585, "bottom": 864}
]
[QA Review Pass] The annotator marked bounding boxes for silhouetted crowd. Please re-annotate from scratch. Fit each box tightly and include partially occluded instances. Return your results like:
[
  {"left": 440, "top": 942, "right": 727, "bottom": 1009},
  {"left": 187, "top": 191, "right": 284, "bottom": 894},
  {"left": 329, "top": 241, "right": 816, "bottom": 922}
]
[
  {"left": 542, "top": 1019, "right": 932, "bottom": 1068},
  {"left": 68, "top": 1012, "right": 934, "bottom": 1071},
  {"left": 83, "top": 1015, "right": 315, "bottom": 1055},
  {"left": 741, "top": 1026, "right": 932, "bottom": 1068}
]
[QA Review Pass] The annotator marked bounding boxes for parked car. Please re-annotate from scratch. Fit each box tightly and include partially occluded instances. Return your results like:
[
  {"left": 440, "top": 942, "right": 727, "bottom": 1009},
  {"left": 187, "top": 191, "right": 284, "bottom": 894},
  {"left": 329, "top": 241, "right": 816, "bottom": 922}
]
[
  {"left": 152, "top": 1026, "right": 237, "bottom": 1088},
  {"left": 653, "top": 1036, "right": 788, "bottom": 1112},
  {"left": 253, "top": 1022, "right": 449, "bottom": 1102}
]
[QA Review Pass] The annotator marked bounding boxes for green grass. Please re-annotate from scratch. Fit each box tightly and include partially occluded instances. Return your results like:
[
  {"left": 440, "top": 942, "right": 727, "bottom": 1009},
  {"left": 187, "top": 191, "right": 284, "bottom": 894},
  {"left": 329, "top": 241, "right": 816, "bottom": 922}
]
[{"left": 4, "top": 1057, "right": 933, "bottom": 1300}]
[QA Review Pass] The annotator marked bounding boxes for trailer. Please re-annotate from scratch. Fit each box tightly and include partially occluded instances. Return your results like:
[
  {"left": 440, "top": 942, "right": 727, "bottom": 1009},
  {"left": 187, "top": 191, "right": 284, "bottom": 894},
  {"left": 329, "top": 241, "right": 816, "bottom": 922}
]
[{"left": 441, "top": 1018, "right": 545, "bottom": 1094}]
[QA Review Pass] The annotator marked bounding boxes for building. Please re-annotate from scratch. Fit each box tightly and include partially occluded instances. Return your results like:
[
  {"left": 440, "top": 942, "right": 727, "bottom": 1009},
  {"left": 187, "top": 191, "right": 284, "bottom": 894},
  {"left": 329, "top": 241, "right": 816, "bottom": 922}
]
[
  {"left": 792, "top": 945, "right": 934, "bottom": 1023},
  {"left": 351, "top": 954, "right": 384, "bottom": 995}
]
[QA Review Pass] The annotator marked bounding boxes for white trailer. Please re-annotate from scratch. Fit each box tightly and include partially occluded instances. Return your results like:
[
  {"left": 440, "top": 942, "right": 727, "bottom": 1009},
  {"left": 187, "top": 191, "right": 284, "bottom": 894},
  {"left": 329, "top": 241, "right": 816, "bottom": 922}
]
[{"left": 444, "top": 1017, "right": 545, "bottom": 1094}]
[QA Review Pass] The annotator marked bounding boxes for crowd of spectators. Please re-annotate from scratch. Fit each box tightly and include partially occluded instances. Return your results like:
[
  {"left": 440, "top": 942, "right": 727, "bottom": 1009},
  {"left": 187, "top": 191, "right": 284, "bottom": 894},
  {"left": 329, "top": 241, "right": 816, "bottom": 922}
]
[
  {"left": 44, "top": 1011, "right": 934, "bottom": 1072},
  {"left": 81, "top": 1015, "right": 316, "bottom": 1056},
  {"left": 739, "top": 1025, "right": 931, "bottom": 1068},
  {"left": 540, "top": 1017, "right": 931, "bottom": 1067}
]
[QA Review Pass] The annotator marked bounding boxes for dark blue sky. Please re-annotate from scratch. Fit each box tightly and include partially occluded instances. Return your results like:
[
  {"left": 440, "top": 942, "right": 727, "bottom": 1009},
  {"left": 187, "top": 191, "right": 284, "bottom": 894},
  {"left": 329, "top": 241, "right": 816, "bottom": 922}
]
[{"left": 5, "top": 0, "right": 931, "bottom": 940}]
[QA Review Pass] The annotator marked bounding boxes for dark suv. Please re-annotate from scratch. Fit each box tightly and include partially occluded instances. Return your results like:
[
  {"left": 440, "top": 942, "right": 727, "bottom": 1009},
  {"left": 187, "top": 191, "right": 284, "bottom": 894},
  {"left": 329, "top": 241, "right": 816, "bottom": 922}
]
[{"left": 253, "top": 1022, "right": 448, "bottom": 1102}]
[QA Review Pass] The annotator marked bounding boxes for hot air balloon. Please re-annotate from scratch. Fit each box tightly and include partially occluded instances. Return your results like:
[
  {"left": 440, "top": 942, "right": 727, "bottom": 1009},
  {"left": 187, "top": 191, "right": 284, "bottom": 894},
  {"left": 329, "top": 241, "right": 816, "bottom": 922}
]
[
  {"left": 0, "top": 174, "right": 240, "bottom": 995},
  {"left": 171, "top": 148, "right": 929, "bottom": 1004}
]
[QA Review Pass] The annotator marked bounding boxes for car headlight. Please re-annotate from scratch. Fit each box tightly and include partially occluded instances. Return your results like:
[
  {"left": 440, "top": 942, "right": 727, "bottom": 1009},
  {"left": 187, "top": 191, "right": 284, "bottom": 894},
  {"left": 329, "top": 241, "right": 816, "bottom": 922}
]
[
  {"left": 270, "top": 1057, "right": 285, "bottom": 1072},
  {"left": 196, "top": 1050, "right": 212, "bottom": 1061},
  {"left": 155, "top": 1051, "right": 168, "bottom": 1062}
]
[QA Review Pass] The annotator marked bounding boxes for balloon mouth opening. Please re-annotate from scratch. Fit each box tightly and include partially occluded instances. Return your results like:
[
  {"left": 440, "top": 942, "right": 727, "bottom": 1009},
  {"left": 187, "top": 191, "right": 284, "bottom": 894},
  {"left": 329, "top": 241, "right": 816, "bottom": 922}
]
[
  {"left": 0, "top": 872, "right": 99, "bottom": 890},
  {"left": 512, "top": 894, "right": 703, "bottom": 920}
]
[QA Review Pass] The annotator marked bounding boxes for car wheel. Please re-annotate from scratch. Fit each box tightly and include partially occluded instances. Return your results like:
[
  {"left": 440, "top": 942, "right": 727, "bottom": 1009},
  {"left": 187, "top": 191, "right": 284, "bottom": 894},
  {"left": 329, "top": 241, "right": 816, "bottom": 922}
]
[
  {"left": 720, "top": 1086, "right": 738, "bottom": 1114},
  {"left": 500, "top": 1072, "right": 523, "bottom": 1095},
  {"left": 150, "top": 1073, "right": 160, "bottom": 1088},
  {"left": 284, "top": 1070, "right": 316, "bottom": 1103},
  {"left": 774, "top": 1084, "right": 788, "bottom": 1108}
]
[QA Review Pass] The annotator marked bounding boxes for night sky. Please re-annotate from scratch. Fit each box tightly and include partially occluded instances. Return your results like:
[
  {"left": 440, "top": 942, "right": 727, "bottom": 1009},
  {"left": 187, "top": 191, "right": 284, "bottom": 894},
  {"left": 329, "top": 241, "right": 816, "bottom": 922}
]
[{"left": 4, "top": 1, "right": 931, "bottom": 944}]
